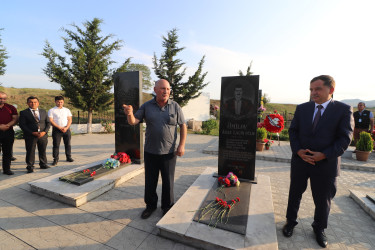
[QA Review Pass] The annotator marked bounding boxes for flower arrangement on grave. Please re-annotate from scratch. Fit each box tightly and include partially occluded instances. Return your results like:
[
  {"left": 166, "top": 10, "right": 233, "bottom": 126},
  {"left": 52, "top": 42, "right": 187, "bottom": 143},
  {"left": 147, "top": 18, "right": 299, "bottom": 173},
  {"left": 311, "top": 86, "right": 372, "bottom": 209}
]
[
  {"left": 103, "top": 152, "right": 131, "bottom": 169},
  {"left": 111, "top": 152, "right": 131, "bottom": 163},
  {"left": 216, "top": 172, "right": 240, "bottom": 197},
  {"left": 197, "top": 196, "right": 241, "bottom": 227},
  {"left": 82, "top": 169, "right": 96, "bottom": 177}
]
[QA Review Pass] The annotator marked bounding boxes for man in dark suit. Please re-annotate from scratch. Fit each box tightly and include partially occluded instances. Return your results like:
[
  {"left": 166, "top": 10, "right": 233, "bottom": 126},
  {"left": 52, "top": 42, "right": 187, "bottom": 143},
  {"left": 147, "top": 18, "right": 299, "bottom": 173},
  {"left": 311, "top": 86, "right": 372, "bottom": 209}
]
[
  {"left": 282, "top": 75, "right": 354, "bottom": 248},
  {"left": 19, "top": 96, "right": 51, "bottom": 173}
]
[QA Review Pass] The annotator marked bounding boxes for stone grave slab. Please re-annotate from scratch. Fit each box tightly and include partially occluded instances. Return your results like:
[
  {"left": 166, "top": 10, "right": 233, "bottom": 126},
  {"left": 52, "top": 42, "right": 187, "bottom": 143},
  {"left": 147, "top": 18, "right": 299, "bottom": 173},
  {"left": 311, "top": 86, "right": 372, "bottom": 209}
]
[
  {"left": 156, "top": 167, "right": 277, "bottom": 250},
  {"left": 29, "top": 160, "right": 144, "bottom": 207},
  {"left": 349, "top": 189, "right": 375, "bottom": 220}
]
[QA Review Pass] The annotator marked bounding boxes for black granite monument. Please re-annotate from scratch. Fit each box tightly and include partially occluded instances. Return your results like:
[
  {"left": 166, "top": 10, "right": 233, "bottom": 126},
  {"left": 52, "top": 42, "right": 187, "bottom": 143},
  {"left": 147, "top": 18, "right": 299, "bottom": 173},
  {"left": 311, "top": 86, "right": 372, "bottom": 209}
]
[
  {"left": 114, "top": 71, "right": 143, "bottom": 164},
  {"left": 218, "top": 76, "right": 259, "bottom": 181}
]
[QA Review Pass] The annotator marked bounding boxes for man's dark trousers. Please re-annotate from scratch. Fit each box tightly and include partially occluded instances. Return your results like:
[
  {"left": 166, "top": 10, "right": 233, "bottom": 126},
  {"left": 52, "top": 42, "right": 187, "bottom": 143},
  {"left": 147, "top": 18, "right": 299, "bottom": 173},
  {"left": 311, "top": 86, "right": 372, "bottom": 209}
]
[
  {"left": 144, "top": 152, "right": 177, "bottom": 211},
  {"left": 52, "top": 128, "right": 72, "bottom": 161},
  {"left": 25, "top": 134, "right": 48, "bottom": 168},
  {"left": 0, "top": 130, "right": 14, "bottom": 172}
]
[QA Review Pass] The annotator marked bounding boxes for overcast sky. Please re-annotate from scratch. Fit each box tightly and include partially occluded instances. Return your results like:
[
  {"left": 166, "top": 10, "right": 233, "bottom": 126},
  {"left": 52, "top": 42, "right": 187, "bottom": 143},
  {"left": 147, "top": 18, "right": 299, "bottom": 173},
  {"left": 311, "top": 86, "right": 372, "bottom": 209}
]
[{"left": 1, "top": 0, "right": 374, "bottom": 104}]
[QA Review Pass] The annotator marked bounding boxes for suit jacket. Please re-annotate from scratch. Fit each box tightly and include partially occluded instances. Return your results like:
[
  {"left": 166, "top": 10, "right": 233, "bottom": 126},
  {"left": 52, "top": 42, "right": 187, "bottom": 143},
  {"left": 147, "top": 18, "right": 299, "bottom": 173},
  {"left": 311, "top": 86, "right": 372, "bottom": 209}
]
[
  {"left": 289, "top": 100, "right": 354, "bottom": 177},
  {"left": 19, "top": 108, "right": 51, "bottom": 137}
]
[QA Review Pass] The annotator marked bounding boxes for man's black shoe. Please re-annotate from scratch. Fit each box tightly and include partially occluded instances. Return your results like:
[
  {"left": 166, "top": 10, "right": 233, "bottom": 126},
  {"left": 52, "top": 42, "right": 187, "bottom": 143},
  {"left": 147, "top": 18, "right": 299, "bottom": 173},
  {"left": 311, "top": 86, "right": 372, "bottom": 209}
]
[
  {"left": 66, "top": 158, "right": 74, "bottom": 162},
  {"left": 282, "top": 222, "right": 296, "bottom": 237},
  {"left": 27, "top": 168, "right": 34, "bottom": 173},
  {"left": 52, "top": 160, "right": 58, "bottom": 166},
  {"left": 141, "top": 208, "right": 156, "bottom": 219},
  {"left": 40, "top": 165, "right": 50, "bottom": 169},
  {"left": 314, "top": 230, "right": 328, "bottom": 248},
  {"left": 3, "top": 170, "right": 14, "bottom": 175},
  {"left": 11, "top": 157, "right": 16, "bottom": 161}
]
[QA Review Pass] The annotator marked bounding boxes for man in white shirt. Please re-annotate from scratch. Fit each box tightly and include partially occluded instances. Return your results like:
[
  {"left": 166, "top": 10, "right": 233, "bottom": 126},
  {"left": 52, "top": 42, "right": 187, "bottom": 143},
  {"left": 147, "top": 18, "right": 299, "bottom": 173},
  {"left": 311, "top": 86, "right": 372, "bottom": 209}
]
[{"left": 48, "top": 96, "right": 73, "bottom": 166}]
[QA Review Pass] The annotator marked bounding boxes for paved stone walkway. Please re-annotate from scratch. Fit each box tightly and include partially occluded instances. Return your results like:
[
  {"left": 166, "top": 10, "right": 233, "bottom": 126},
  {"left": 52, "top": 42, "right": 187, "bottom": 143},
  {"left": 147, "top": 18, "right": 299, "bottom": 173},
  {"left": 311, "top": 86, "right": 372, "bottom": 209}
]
[{"left": 0, "top": 134, "right": 374, "bottom": 249}]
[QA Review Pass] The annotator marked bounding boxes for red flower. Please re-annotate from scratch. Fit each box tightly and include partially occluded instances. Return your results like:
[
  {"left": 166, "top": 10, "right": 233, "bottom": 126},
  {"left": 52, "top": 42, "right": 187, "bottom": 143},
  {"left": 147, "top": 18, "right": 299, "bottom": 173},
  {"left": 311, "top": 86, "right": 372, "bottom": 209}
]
[
  {"left": 236, "top": 197, "right": 240, "bottom": 202},
  {"left": 216, "top": 197, "right": 220, "bottom": 202},
  {"left": 228, "top": 205, "right": 231, "bottom": 209},
  {"left": 224, "top": 178, "right": 230, "bottom": 185},
  {"left": 264, "top": 113, "right": 284, "bottom": 133}
]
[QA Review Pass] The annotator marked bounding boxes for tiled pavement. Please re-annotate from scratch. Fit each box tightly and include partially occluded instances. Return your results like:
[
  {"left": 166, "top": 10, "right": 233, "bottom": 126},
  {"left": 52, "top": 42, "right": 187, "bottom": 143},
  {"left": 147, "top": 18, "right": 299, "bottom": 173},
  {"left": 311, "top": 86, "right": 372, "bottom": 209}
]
[{"left": 0, "top": 133, "right": 374, "bottom": 249}]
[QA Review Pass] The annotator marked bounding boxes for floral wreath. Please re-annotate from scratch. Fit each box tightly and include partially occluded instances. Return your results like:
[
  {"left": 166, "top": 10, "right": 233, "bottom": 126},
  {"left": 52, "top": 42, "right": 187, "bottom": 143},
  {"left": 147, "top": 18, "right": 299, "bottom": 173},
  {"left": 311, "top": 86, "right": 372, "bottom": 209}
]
[
  {"left": 103, "top": 152, "right": 131, "bottom": 169},
  {"left": 263, "top": 111, "right": 284, "bottom": 133}
]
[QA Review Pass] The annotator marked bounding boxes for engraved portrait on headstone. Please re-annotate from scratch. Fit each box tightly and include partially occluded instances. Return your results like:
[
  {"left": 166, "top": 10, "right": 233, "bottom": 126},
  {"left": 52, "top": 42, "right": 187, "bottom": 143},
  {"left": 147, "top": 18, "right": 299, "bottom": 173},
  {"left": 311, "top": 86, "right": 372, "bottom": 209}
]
[{"left": 218, "top": 76, "right": 259, "bottom": 180}]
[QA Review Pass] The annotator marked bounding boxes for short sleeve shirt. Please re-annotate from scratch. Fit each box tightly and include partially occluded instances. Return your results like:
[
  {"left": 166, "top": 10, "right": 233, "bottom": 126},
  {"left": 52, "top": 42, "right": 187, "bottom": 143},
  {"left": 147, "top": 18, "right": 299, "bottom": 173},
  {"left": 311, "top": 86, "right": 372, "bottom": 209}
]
[
  {"left": 0, "top": 104, "right": 18, "bottom": 129},
  {"left": 134, "top": 98, "right": 185, "bottom": 155},
  {"left": 48, "top": 106, "right": 72, "bottom": 127}
]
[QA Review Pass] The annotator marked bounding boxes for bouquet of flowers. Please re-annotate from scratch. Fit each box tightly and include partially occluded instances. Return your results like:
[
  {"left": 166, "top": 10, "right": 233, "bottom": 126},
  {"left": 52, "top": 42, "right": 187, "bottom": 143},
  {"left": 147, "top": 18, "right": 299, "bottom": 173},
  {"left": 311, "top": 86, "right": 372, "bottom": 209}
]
[
  {"left": 103, "top": 158, "right": 120, "bottom": 169},
  {"left": 264, "top": 139, "right": 274, "bottom": 149},
  {"left": 111, "top": 152, "right": 131, "bottom": 164},
  {"left": 218, "top": 172, "right": 240, "bottom": 187},
  {"left": 197, "top": 196, "right": 241, "bottom": 227}
]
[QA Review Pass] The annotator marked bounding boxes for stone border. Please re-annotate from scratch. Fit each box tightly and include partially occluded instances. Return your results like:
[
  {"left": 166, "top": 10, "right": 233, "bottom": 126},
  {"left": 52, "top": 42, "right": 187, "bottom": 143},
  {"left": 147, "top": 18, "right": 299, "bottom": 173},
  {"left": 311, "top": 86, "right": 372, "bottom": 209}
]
[
  {"left": 29, "top": 160, "right": 144, "bottom": 207},
  {"left": 156, "top": 167, "right": 277, "bottom": 250},
  {"left": 349, "top": 189, "right": 375, "bottom": 220}
]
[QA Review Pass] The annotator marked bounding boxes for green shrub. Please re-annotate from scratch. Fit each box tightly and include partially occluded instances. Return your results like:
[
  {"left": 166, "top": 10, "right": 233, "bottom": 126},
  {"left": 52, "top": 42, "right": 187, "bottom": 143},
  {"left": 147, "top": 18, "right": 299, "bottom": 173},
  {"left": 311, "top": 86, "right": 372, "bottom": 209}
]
[
  {"left": 14, "top": 129, "right": 24, "bottom": 139},
  {"left": 101, "top": 120, "right": 113, "bottom": 133},
  {"left": 356, "top": 131, "right": 374, "bottom": 151},
  {"left": 256, "top": 127, "right": 267, "bottom": 141},
  {"left": 202, "top": 119, "right": 218, "bottom": 135}
]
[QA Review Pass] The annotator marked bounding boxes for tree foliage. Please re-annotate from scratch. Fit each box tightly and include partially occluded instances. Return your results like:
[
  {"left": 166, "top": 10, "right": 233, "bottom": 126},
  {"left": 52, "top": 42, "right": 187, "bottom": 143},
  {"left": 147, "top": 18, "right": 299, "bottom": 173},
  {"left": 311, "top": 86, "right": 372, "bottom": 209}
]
[
  {"left": 42, "top": 18, "right": 129, "bottom": 133},
  {"left": 0, "top": 28, "right": 9, "bottom": 77},
  {"left": 153, "top": 28, "right": 208, "bottom": 107},
  {"left": 238, "top": 61, "right": 253, "bottom": 76},
  {"left": 117, "top": 62, "right": 153, "bottom": 90}
]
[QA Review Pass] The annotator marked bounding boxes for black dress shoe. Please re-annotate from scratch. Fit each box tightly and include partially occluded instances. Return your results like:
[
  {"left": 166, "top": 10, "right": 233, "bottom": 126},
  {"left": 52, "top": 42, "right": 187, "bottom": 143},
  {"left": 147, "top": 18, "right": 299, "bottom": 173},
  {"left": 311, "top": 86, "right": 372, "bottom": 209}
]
[
  {"left": 40, "top": 165, "right": 50, "bottom": 169},
  {"left": 282, "top": 222, "right": 296, "bottom": 237},
  {"left": 314, "top": 230, "right": 328, "bottom": 248},
  {"left": 141, "top": 208, "right": 156, "bottom": 219},
  {"left": 52, "top": 160, "right": 58, "bottom": 166},
  {"left": 27, "top": 168, "right": 34, "bottom": 173},
  {"left": 11, "top": 157, "right": 16, "bottom": 161},
  {"left": 66, "top": 158, "right": 74, "bottom": 162},
  {"left": 3, "top": 170, "right": 14, "bottom": 175}
]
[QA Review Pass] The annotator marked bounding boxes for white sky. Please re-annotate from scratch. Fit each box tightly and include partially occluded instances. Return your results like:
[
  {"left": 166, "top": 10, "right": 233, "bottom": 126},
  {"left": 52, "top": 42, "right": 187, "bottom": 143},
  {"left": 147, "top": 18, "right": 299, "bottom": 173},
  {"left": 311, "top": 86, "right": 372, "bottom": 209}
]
[{"left": 1, "top": 0, "right": 374, "bottom": 104}]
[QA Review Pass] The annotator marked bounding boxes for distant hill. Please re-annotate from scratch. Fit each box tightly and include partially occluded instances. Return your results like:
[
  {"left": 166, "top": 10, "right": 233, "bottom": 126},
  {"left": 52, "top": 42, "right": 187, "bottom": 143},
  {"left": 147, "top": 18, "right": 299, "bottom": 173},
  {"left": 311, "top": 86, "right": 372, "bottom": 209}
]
[
  {"left": 0, "top": 86, "right": 153, "bottom": 111},
  {"left": 340, "top": 99, "right": 375, "bottom": 108}
]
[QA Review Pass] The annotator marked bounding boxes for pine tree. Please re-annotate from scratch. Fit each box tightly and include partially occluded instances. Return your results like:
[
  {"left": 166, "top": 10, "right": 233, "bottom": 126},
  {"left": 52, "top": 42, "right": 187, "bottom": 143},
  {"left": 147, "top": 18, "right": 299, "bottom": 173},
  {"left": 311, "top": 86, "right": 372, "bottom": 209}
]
[
  {"left": 42, "top": 18, "right": 129, "bottom": 133},
  {"left": 239, "top": 61, "right": 254, "bottom": 76},
  {"left": 0, "top": 28, "right": 9, "bottom": 77},
  {"left": 153, "top": 28, "right": 208, "bottom": 107}
]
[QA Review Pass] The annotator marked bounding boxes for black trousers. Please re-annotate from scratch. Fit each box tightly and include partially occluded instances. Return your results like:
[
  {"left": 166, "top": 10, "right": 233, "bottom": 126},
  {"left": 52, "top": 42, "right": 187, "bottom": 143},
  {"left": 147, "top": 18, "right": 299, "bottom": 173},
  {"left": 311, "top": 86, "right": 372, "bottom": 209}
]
[
  {"left": 144, "top": 152, "right": 177, "bottom": 210},
  {"left": 286, "top": 166, "right": 337, "bottom": 230},
  {"left": 24, "top": 135, "right": 48, "bottom": 168},
  {"left": 52, "top": 128, "right": 72, "bottom": 161},
  {"left": 0, "top": 130, "right": 14, "bottom": 172}
]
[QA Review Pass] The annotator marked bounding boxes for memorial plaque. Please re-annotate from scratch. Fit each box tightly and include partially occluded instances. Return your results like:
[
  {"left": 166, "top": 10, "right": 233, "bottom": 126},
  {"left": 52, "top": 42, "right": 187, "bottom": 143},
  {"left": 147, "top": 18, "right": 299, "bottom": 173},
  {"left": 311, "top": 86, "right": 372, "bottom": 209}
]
[
  {"left": 218, "top": 76, "right": 259, "bottom": 180},
  {"left": 114, "top": 72, "right": 143, "bottom": 164}
]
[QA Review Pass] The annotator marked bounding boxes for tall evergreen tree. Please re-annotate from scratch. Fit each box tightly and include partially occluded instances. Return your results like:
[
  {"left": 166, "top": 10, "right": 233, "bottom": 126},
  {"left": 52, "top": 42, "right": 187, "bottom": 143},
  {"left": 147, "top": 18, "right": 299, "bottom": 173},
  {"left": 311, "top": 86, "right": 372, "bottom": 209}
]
[
  {"left": 0, "top": 28, "right": 9, "bottom": 78},
  {"left": 42, "top": 18, "right": 129, "bottom": 133},
  {"left": 239, "top": 61, "right": 254, "bottom": 76},
  {"left": 153, "top": 28, "right": 208, "bottom": 107}
]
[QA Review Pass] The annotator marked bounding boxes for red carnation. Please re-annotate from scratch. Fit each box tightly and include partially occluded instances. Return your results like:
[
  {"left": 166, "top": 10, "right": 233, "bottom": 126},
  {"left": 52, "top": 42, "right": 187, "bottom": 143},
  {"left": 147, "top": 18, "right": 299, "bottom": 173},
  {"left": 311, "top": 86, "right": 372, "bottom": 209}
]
[
  {"left": 228, "top": 205, "right": 231, "bottom": 209},
  {"left": 236, "top": 197, "right": 240, "bottom": 202}
]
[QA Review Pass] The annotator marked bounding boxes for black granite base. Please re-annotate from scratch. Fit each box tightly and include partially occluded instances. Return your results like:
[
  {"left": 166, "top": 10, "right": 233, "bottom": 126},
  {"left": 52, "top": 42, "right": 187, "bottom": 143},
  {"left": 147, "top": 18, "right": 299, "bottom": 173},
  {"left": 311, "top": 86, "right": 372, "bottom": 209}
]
[
  {"left": 193, "top": 181, "right": 251, "bottom": 235},
  {"left": 59, "top": 162, "right": 131, "bottom": 186}
]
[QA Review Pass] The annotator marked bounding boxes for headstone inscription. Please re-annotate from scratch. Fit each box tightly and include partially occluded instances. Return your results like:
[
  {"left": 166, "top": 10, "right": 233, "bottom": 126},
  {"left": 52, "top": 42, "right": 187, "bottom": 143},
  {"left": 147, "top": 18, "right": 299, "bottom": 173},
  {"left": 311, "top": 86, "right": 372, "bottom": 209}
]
[
  {"left": 114, "top": 71, "right": 144, "bottom": 164},
  {"left": 218, "top": 76, "right": 259, "bottom": 181}
]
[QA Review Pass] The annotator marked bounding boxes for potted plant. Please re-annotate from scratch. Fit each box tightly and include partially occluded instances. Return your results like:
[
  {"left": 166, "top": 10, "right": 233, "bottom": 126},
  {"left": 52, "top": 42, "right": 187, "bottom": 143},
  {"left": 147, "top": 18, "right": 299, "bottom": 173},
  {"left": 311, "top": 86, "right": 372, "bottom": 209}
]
[
  {"left": 264, "top": 139, "right": 273, "bottom": 150},
  {"left": 355, "top": 131, "right": 374, "bottom": 161},
  {"left": 256, "top": 127, "right": 267, "bottom": 151}
]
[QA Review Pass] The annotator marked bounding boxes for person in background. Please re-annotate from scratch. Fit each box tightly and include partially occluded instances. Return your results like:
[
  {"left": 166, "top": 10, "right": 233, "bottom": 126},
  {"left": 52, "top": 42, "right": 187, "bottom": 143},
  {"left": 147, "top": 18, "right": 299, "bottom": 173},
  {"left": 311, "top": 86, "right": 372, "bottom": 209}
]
[
  {"left": 0, "top": 91, "right": 18, "bottom": 175},
  {"left": 123, "top": 79, "right": 187, "bottom": 219},
  {"left": 353, "top": 102, "right": 374, "bottom": 146},
  {"left": 19, "top": 96, "right": 51, "bottom": 173},
  {"left": 48, "top": 96, "right": 74, "bottom": 166}
]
